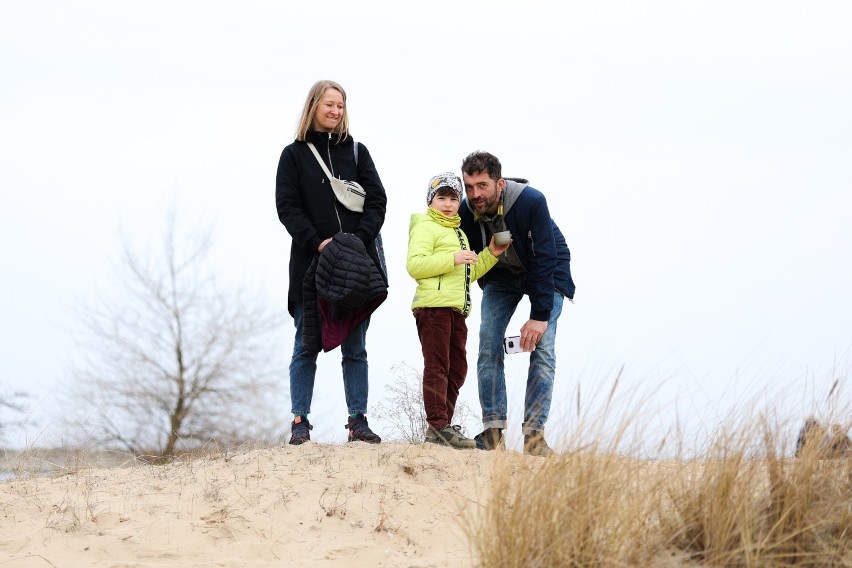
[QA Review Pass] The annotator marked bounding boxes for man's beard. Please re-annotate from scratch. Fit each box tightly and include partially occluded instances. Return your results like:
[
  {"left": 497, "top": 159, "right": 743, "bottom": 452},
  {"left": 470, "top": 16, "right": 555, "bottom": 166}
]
[{"left": 475, "top": 193, "right": 500, "bottom": 215}]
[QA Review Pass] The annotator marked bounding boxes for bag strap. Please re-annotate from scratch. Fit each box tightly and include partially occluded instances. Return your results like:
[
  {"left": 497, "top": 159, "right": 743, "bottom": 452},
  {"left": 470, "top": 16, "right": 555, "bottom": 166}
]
[{"left": 306, "top": 142, "right": 336, "bottom": 183}]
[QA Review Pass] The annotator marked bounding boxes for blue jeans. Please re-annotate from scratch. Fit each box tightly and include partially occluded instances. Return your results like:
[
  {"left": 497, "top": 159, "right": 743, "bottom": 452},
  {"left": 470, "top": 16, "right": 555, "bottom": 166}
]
[
  {"left": 478, "top": 277, "right": 564, "bottom": 434},
  {"left": 289, "top": 302, "right": 370, "bottom": 416}
]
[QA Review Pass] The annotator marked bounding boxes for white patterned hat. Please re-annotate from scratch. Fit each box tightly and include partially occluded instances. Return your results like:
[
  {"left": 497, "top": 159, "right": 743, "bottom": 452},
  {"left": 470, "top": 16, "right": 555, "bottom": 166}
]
[{"left": 427, "top": 172, "right": 463, "bottom": 204}]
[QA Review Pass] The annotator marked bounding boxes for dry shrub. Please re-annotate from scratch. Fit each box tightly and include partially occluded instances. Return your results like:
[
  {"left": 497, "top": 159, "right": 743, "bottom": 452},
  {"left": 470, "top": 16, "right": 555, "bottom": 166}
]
[
  {"left": 467, "top": 372, "right": 851, "bottom": 567},
  {"left": 469, "top": 452, "right": 659, "bottom": 567},
  {"left": 662, "top": 421, "right": 767, "bottom": 565},
  {"left": 662, "top": 415, "right": 851, "bottom": 566},
  {"left": 465, "top": 371, "right": 665, "bottom": 567},
  {"left": 759, "top": 423, "right": 850, "bottom": 565},
  {"left": 370, "top": 362, "right": 478, "bottom": 443}
]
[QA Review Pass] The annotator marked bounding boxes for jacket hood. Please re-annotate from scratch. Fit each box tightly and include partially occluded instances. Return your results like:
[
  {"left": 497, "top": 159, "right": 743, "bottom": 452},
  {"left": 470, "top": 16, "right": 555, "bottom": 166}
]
[
  {"left": 409, "top": 212, "right": 429, "bottom": 233},
  {"left": 502, "top": 178, "right": 527, "bottom": 214}
]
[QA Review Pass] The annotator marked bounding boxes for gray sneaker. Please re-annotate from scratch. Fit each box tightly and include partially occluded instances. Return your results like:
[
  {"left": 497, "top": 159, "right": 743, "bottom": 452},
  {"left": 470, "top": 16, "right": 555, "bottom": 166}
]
[{"left": 425, "top": 425, "right": 476, "bottom": 449}]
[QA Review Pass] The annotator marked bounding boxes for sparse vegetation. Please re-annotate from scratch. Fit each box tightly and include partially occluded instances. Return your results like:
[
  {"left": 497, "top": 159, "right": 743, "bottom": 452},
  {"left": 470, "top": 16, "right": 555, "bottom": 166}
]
[
  {"left": 3, "top": 372, "right": 849, "bottom": 567},
  {"left": 465, "top": 386, "right": 852, "bottom": 567},
  {"left": 370, "top": 362, "right": 478, "bottom": 443}
]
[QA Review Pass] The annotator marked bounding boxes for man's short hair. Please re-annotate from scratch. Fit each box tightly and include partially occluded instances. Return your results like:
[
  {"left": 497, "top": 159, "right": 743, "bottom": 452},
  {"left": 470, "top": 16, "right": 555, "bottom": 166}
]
[{"left": 462, "top": 151, "right": 502, "bottom": 182}]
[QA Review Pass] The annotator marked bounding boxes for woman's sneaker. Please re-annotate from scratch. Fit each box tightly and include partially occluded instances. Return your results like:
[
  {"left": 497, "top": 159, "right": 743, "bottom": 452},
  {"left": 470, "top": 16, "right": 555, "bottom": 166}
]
[
  {"left": 288, "top": 416, "right": 312, "bottom": 445},
  {"left": 346, "top": 413, "right": 381, "bottom": 443},
  {"left": 425, "top": 425, "right": 476, "bottom": 449}
]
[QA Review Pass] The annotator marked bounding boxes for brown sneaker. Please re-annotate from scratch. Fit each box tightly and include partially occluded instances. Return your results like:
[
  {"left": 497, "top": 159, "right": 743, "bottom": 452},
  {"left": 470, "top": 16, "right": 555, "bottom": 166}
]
[
  {"left": 524, "top": 431, "right": 554, "bottom": 457},
  {"left": 474, "top": 427, "right": 505, "bottom": 451}
]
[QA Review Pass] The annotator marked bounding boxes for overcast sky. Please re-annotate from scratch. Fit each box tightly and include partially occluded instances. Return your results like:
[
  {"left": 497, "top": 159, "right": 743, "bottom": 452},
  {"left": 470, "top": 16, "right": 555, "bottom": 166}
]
[{"left": 2, "top": 1, "right": 851, "bottom": 452}]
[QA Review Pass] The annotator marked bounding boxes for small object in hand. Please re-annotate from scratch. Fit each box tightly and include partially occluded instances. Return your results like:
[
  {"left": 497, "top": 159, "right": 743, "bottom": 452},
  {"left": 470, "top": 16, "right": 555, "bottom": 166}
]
[
  {"left": 504, "top": 335, "right": 523, "bottom": 354},
  {"left": 493, "top": 230, "right": 512, "bottom": 245}
]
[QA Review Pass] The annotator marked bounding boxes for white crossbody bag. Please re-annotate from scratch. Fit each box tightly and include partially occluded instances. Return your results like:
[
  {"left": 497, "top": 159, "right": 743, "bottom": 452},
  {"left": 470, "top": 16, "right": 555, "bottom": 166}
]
[{"left": 306, "top": 142, "right": 366, "bottom": 213}]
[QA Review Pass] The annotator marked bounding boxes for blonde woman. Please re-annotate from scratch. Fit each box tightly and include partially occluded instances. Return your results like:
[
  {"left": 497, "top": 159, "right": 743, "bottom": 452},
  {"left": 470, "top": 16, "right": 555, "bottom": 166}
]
[{"left": 276, "top": 80, "right": 387, "bottom": 445}]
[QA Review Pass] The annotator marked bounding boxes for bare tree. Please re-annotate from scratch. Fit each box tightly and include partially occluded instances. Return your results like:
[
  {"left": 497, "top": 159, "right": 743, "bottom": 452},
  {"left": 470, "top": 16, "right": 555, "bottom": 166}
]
[
  {"left": 68, "top": 211, "right": 285, "bottom": 457},
  {"left": 0, "top": 383, "right": 29, "bottom": 444}
]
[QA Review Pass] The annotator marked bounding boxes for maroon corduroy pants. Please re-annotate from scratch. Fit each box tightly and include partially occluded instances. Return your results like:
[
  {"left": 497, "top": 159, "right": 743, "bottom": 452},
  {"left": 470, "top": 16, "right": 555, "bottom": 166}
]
[{"left": 413, "top": 307, "right": 468, "bottom": 430}]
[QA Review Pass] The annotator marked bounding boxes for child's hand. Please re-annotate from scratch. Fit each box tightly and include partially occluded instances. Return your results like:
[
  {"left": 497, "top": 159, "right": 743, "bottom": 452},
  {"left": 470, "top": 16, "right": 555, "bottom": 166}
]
[
  {"left": 454, "top": 251, "right": 478, "bottom": 265},
  {"left": 488, "top": 236, "right": 511, "bottom": 256}
]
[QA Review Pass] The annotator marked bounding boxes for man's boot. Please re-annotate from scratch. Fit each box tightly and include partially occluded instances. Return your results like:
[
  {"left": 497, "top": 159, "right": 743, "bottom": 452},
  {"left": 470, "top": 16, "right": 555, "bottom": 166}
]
[
  {"left": 474, "top": 427, "right": 505, "bottom": 451},
  {"left": 524, "top": 431, "right": 554, "bottom": 457}
]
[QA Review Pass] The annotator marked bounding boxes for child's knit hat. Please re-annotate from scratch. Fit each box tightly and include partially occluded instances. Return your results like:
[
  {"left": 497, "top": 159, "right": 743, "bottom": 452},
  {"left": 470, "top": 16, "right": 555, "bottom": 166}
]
[{"left": 427, "top": 172, "right": 463, "bottom": 204}]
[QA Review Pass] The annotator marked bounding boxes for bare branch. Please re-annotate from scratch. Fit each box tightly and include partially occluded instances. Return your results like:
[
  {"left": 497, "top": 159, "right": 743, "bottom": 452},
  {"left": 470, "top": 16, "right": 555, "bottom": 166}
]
[{"left": 65, "top": 209, "right": 286, "bottom": 456}]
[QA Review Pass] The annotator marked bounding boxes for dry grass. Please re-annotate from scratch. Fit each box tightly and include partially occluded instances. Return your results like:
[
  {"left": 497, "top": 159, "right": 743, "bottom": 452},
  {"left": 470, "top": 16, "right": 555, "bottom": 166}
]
[
  {"left": 468, "top": 451, "right": 661, "bottom": 567},
  {"left": 465, "top": 412, "right": 851, "bottom": 568}
]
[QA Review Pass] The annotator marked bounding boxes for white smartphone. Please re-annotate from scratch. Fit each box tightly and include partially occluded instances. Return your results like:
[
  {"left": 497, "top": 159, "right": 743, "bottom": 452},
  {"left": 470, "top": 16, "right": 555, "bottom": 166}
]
[{"left": 503, "top": 335, "right": 524, "bottom": 354}]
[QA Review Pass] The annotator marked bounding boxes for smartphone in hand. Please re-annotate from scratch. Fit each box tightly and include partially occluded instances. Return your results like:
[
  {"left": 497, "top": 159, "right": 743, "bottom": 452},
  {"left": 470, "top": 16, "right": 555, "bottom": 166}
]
[{"left": 503, "top": 335, "right": 523, "bottom": 354}]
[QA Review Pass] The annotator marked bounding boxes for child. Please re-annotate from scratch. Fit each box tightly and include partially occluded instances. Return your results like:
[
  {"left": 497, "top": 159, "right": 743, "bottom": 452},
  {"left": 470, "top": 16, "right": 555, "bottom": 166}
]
[{"left": 406, "top": 172, "right": 510, "bottom": 448}]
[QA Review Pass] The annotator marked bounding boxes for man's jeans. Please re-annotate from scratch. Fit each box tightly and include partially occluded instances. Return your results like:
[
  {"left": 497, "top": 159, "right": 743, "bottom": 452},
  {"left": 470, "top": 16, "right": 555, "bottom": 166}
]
[
  {"left": 478, "top": 279, "right": 564, "bottom": 434},
  {"left": 289, "top": 302, "right": 370, "bottom": 416}
]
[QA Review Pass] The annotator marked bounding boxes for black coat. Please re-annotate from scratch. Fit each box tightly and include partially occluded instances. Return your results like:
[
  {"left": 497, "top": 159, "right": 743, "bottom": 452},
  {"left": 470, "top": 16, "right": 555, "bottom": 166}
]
[
  {"left": 302, "top": 232, "right": 388, "bottom": 353},
  {"left": 276, "top": 130, "right": 387, "bottom": 314}
]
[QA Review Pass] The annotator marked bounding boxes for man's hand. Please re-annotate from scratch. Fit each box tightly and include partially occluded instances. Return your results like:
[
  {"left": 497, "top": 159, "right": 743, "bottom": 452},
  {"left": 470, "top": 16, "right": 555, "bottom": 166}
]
[
  {"left": 487, "top": 235, "right": 511, "bottom": 257},
  {"left": 318, "top": 238, "right": 332, "bottom": 253},
  {"left": 520, "top": 319, "right": 548, "bottom": 351}
]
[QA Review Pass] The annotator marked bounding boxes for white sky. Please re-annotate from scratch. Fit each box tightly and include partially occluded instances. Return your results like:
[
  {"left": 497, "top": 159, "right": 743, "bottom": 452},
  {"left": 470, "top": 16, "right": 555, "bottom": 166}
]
[{"left": 2, "top": 1, "right": 851, "bottom": 452}]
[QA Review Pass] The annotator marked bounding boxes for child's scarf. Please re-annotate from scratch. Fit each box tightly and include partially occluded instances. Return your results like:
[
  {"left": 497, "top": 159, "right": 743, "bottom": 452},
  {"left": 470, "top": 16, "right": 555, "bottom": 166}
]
[{"left": 428, "top": 208, "right": 461, "bottom": 228}]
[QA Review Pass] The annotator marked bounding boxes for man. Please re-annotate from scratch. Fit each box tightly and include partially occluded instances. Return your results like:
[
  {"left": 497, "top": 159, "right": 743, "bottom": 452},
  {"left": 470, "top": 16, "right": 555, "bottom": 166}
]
[{"left": 459, "top": 151, "right": 575, "bottom": 456}]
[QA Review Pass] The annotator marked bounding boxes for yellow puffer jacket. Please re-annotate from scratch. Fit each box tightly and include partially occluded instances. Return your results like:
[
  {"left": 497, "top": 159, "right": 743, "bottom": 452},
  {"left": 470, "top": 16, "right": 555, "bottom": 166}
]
[{"left": 406, "top": 209, "right": 498, "bottom": 315}]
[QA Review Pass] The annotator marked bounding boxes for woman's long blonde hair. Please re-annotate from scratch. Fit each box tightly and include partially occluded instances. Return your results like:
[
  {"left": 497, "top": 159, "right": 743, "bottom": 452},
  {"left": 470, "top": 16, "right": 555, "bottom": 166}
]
[{"left": 295, "top": 80, "right": 349, "bottom": 141}]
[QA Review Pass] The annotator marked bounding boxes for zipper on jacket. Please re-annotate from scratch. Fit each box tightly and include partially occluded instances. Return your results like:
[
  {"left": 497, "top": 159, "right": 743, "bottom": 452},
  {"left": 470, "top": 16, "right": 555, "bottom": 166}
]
[
  {"left": 455, "top": 227, "right": 472, "bottom": 317},
  {"left": 326, "top": 133, "right": 335, "bottom": 178},
  {"left": 324, "top": 133, "right": 343, "bottom": 232},
  {"left": 528, "top": 230, "right": 535, "bottom": 256},
  {"left": 438, "top": 274, "right": 442, "bottom": 290},
  {"left": 334, "top": 202, "right": 342, "bottom": 232}
]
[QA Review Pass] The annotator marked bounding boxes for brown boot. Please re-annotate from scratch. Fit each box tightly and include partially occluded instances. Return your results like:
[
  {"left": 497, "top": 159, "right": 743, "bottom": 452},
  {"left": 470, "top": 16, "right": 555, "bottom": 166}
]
[{"left": 524, "top": 431, "right": 554, "bottom": 457}]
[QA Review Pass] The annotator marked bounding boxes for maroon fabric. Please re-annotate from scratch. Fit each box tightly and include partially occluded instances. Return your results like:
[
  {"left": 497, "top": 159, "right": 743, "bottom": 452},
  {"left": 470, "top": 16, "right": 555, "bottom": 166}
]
[
  {"left": 414, "top": 307, "right": 468, "bottom": 429},
  {"left": 317, "top": 296, "right": 383, "bottom": 352}
]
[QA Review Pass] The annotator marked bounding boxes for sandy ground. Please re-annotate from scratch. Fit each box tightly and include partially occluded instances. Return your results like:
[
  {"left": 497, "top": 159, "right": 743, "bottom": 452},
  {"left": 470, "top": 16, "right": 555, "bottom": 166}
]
[
  {"left": 5, "top": 444, "right": 845, "bottom": 567},
  {"left": 0, "top": 442, "right": 539, "bottom": 567}
]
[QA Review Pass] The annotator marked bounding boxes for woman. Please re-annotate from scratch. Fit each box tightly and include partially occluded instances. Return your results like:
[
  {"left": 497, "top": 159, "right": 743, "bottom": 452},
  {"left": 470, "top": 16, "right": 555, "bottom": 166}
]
[{"left": 276, "top": 80, "right": 388, "bottom": 445}]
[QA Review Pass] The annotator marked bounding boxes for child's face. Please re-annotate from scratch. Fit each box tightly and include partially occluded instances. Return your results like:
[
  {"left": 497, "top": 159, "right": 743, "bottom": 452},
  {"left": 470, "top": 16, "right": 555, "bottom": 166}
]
[{"left": 429, "top": 193, "right": 460, "bottom": 217}]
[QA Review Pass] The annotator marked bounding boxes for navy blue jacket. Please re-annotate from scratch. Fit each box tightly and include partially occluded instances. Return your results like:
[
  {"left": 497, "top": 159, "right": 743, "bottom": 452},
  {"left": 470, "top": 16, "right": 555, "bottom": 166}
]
[{"left": 460, "top": 184, "right": 574, "bottom": 322}]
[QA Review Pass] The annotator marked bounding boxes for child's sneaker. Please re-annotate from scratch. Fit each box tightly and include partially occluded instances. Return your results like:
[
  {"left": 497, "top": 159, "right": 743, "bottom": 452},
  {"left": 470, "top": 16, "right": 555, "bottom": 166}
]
[
  {"left": 288, "top": 416, "right": 312, "bottom": 445},
  {"left": 426, "top": 425, "right": 476, "bottom": 449},
  {"left": 346, "top": 413, "right": 381, "bottom": 444}
]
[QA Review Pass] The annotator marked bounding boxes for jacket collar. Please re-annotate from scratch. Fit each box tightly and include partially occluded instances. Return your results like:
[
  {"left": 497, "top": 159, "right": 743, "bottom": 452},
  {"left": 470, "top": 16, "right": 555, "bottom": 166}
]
[{"left": 305, "top": 130, "right": 347, "bottom": 146}]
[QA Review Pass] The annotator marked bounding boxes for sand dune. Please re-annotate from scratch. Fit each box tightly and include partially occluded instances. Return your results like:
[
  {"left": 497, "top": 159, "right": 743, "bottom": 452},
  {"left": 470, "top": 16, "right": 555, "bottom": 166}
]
[{"left": 1, "top": 443, "right": 540, "bottom": 567}]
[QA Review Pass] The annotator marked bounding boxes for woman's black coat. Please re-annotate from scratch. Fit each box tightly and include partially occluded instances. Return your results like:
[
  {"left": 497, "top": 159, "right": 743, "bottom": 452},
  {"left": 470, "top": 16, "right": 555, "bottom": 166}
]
[{"left": 276, "top": 130, "right": 387, "bottom": 315}]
